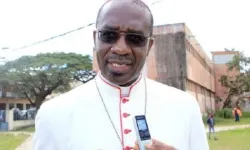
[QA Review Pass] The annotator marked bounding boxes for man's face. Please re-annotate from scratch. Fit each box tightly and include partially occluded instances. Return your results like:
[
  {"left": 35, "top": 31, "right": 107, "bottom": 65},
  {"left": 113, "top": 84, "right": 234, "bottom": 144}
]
[{"left": 93, "top": 1, "right": 154, "bottom": 86}]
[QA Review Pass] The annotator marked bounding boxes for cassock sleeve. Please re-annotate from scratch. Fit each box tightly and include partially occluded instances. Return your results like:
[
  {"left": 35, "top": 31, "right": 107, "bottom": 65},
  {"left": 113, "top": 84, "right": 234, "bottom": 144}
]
[
  {"left": 33, "top": 104, "right": 57, "bottom": 150},
  {"left": 189, "top": 98, "right": 209, "bottom": 150}
]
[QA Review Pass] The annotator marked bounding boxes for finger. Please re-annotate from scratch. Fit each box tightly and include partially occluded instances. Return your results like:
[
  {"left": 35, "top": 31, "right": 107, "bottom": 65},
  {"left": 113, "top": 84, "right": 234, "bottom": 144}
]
[
  {"left": 133, "top": 141, "right": 139, "bottom": 150},
  {"left": 133, "top": 144, "right": 139, "bottom": 150},
  {"left": 150, "top": 139, "right": 176, "bottom": 150},
  {"left": 145, "top": 144, "right": 154, "bottom": 150}
]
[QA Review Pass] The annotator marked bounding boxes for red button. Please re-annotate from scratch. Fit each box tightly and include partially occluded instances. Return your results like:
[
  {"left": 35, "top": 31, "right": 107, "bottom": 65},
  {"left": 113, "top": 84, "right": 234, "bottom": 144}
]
[
  {"left": 124, "top": 129, "right": 131, "bottom": 134},
  {"left": 122, "top": 98, "right": 129, "bottom": 103},
  {"left": 124, "top": 146, "right": 133, "bottom": 150},
  {"left": 123, "top": 113, "right": 130, "bottom": 118}
]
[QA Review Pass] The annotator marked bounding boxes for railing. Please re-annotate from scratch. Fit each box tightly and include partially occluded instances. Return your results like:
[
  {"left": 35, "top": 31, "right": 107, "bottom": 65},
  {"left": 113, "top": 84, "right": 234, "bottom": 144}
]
[
  {"left": 13, "top": 108, "right": 36, "bottom": 121},
  {"left": 0, "top": 108, "right": 36, "bottom": 131}
]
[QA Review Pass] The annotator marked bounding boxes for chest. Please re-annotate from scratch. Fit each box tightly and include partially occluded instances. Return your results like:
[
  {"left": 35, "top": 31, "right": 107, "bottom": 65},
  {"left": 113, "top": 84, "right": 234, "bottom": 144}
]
[{"left": 53, "top": 95, "right": 190, "bottom": 150}]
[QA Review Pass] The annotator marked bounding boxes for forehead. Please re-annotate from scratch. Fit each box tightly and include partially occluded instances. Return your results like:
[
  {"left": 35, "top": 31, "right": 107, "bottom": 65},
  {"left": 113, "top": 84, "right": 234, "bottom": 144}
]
[{"left": 97, "top": 1, "right": 151, "bottom": 35}]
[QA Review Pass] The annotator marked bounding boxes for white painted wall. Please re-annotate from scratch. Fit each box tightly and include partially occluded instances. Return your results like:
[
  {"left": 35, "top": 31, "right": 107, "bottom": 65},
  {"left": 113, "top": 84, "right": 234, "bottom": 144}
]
[
  {"left": 6, "top": 109, "right": 35, "bottom": 131},
  {"left": 12, "top": 120, "right": 35, "bottom": 130}
]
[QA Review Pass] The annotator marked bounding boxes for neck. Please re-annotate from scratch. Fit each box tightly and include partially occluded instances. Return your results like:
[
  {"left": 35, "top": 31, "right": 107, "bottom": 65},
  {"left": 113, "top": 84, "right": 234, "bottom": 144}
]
[
  {"left": 100, "top": 73, "right": 141, "bottom": 87},
  {"left": 99, "top": 73, "right": 142, "bottom": 97},
  {"left": 119, "top": 76, "right": 139, "bottom": 87}
]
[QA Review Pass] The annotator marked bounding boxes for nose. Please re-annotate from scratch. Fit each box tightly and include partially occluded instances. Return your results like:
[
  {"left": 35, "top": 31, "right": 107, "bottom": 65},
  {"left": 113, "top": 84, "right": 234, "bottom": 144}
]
[{"left": 110, "top": 35, "right": 131, "bottom": 55}]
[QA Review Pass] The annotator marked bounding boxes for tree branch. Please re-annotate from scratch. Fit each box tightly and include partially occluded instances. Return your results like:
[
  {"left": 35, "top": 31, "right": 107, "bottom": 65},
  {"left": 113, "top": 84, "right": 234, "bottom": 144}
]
[{"left": 23, "top": 92, "right": 36, "bottom": 106}]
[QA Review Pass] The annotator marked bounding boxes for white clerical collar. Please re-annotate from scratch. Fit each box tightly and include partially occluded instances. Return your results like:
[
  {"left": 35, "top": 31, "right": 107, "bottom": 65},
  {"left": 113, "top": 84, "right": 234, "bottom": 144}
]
[{"left": 98, "top": 72, "right": 142, "bottom": 97}]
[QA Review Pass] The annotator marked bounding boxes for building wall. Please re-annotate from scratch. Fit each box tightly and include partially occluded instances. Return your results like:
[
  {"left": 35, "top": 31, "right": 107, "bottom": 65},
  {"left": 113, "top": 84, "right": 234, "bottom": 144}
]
[
  {"left": 0, "top": 98, "right": 31, "bottom": 110},
  {"left": 146, "top": 44, "right": 158, "bottom": 80},
  {"left": 184, "top": 25, "right": 215, "bottom": 113},
  {"left": 185, "top": 44, "right": 215, "bottom": 92},
  {"left": 151, "top": 23, "right": 187, "bottom": 91},
  {"left": 147, "top": 23, "right": 215, "bottom": 113},
  {"left": 211, "top": 51, "right": 240, "bottom": 109}
]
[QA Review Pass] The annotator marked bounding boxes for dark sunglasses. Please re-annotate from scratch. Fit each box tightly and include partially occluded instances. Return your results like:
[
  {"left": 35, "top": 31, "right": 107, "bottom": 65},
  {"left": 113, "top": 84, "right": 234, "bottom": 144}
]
[{"left": 97, "top": 29, "right": 150, "bottom": 47}]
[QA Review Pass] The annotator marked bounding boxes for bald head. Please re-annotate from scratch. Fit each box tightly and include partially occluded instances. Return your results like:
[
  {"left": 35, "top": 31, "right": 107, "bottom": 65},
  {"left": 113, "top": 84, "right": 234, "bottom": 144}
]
[
  {"left": 96, "top": 0, "right": 154, "bottom": 36},
  {"left": 93, "top": 0, "right": 155, "bottom": 86}
]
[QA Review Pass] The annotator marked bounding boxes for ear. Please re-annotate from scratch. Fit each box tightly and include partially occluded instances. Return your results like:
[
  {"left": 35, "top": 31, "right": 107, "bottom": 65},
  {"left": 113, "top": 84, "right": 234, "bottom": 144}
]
[
  {"left": 146, "top": 37, "right": 154, "bottom": 56},
  {"left": 93, "top": 30, "right": 97, "bottom": 47}
]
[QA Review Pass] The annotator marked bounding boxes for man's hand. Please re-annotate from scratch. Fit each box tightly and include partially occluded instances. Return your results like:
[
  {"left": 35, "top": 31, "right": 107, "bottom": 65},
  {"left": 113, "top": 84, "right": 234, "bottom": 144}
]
[{"left": 133, "top": 139, "right": 176, "bottom": 150}]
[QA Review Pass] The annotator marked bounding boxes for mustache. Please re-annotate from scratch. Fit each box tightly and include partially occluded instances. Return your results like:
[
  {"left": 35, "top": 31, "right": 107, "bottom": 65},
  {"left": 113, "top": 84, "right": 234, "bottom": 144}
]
[{"left": 107, "top": 55, "right": 135, "bottom": 62}]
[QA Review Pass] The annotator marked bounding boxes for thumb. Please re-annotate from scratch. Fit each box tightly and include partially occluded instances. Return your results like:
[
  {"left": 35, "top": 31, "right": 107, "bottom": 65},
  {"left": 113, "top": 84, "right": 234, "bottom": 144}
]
[{"left": 145, "top": 143, "right": 153, "bottom": 149}]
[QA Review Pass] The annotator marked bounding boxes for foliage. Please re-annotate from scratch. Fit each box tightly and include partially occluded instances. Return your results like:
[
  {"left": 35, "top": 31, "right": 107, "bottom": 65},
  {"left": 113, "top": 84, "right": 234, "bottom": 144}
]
[
  {"left": 1, "top": 52, "right": 95, "bottom": 109},
  {"left": 214, "top": 108, "right": 232, "bottom": 119},
  {"left": 205, "top": 108, "right": 250, "bottom": 119},
  {"left": 219, "top": 49, "right": 250, "bottom": 108},
  {"left": 242, "top": 111, "right": 250, "bottom": 118}
]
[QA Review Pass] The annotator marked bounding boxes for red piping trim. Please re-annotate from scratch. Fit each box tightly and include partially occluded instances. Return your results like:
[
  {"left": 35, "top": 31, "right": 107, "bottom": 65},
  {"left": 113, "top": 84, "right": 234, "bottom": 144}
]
[
  {"left": 98, "top": 73, "right": 142, "bottom": 148},
  {"left": 98, "top": 73, "right": 142, "bottom": 97},
  {"left": 119, "top": 95, "right": 124, "bottom": 147}
]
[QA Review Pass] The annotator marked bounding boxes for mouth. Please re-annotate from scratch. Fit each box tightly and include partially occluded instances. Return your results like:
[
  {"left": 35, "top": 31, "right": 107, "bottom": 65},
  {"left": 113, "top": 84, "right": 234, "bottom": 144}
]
[
  {"left": 111, "top": 63, "right": 127, "bottom": 67},
  {"left": 107, "top": 62, "right": 131, "bottom": 73}
]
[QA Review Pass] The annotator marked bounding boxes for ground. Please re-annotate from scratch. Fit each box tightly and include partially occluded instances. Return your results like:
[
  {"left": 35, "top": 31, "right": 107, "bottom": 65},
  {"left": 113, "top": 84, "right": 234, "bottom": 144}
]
[
  {"left": 0, "top": 133, "right": 29, "bottom": 150},
  {"left": 209, "top": 128, "right": 250, "bottom": 150},
  {"left": 0, "top": 118, "right": 250, "bottom": 150}
]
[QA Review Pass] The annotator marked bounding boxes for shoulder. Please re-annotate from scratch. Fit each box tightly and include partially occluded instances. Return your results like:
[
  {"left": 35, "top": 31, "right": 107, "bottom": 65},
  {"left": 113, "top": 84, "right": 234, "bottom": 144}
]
[
  {"left": 37, "top": 80, "right": 96, "bottom": 120},
  {"left": 145, "top": 78, "right": 200, "bottom": 111},
  {"left": 145, "top": 78, "right": 196, "bottom": 101}
]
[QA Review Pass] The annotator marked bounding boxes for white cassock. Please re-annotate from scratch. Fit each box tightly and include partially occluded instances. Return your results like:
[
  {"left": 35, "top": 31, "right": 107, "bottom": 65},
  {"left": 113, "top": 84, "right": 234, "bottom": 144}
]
[{"left": 33, "top": 72, "right": 209, "bottom": 150}]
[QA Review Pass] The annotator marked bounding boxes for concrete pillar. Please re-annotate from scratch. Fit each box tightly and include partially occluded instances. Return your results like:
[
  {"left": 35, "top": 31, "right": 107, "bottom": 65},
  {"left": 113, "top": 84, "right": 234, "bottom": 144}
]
[
  {"left": 5, "top": 103, "right": 9, "bottom": 122},
  {"left": 5, "top": 103, "right": 9, "bottom": 111},
  {"left": 7, "top": 109, "right": 14, "bottom": 131},
  {"left": 23, "top": 103, "right": 26, "bottom": 110},
  {"left": 14, "top": 103, "right": 17, "bottom": 108}
]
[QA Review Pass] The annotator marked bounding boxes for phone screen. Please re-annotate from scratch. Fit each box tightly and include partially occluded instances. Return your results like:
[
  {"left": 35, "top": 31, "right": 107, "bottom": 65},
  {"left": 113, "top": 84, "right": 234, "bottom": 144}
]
[{"left": 135, "top": 116, "right": 151, "bottom": 140}]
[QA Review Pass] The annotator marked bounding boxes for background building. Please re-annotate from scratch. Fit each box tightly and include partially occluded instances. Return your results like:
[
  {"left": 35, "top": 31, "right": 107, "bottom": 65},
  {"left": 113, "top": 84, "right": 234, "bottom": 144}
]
[
  {"left": 0, "top": 80, "right": 31, "bottom": 111},
  {"left": 148, "top": 23, "right": 215, "bottom": 113},
  {"left": 211, "top": 51, "right": 240, "bottom": 109}
]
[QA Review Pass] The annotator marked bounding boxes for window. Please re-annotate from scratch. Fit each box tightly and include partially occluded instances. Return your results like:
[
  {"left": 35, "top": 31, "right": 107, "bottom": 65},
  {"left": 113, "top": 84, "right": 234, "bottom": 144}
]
[
  {"left": 26, "top": 104, "right": 31, "bottom": 110},
  {"left": 9, "top": 103, "right": 14, "bottom": 110},
  {"left": 213, "top": 54, "right": 235, "bottom": 64},
  {"left": 16, "top": 104, "right": 23, "bottom": 110}
]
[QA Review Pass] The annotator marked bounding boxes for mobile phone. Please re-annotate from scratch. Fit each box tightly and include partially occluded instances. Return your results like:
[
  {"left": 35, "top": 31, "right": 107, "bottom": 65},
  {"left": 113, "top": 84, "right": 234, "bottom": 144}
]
[{"left": 133, "top": 115, "right": 152, "bottom": 150}]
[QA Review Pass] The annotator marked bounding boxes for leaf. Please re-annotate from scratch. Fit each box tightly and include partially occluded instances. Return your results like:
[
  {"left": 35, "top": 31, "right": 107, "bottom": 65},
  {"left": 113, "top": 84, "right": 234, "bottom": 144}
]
[
  {"left": 219, "top": 50, "right": 250, "bottom": 108},
  {"left": 1, "top": 52, "right": 95, "bottom": 109}
]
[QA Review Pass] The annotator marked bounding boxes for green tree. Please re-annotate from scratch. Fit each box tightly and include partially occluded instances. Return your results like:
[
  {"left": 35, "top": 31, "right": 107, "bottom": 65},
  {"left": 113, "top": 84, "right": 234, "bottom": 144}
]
[
  {"left": 219, "top": 49, "right": 250, "bottom": 108},
  {"left": 2, "top": 52, "right": 94, "bottom": 110}
]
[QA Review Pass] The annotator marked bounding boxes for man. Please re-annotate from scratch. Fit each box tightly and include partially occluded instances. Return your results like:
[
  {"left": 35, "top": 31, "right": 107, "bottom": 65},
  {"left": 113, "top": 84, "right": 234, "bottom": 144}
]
[
  {"left": 232, "top": 107, "right": 242, "bottom": 123},
  {"left": 33, "top": 0, "right": 209, "bottom": 150},
  {"left": 206, "top": 113, "right": 217, "bottom": 140}
]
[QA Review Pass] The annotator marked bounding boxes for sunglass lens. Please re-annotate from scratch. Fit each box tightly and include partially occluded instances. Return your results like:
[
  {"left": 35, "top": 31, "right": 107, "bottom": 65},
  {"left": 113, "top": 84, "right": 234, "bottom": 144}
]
[
  {"left": 98, "top": 30, "right": 119, "bottom": 44},
  {"left": 126, "top": 34, "right": 147, "bottom": 47}
]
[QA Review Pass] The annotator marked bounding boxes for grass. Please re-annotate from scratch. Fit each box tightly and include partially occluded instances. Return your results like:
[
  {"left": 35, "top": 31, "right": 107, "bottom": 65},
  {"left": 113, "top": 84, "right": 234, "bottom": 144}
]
[
  {"left": 0, "top": 133, "right": 29, "bottom": 150},
  {"left": 209, "top": 128, "right": 250, "bottom": 150},
  {"left": 14, "top": 126, "right": 35, "bottom": 133}
]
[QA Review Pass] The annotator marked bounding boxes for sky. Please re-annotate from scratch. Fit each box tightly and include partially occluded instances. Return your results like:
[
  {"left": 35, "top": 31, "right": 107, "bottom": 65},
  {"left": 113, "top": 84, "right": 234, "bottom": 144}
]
[{"left": 0, "top": 0, "right": 249, "bottom": 62}]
